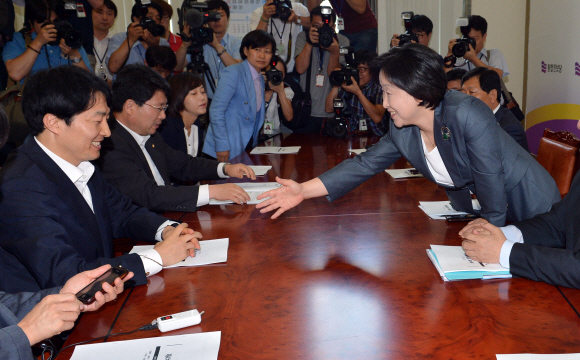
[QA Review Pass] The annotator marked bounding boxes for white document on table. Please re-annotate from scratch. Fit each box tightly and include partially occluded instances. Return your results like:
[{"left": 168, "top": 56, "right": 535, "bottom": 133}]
[
  {"left": 249, "top": 165, "right": 272, "bottom": 176},
  {"left": 348, "top": 148, "right": 367, "bottom": 155},
  {"left": 70, "top": 331, "right": 221, "bottom": 360},
  {"left": 130, "top": 238, "right": 229, "bottom": 268},
  {"left": 209, "top": 182, "right": 282, "bottom": 205},
  {"left": 250, "top": 146, "right": 301, "bottom": 154},
  {"left": 418, "top": 200, "right": 481, "bottom": 220},
  {"left": 497, "top": 355, "right": 580, "bottom": 359},
  {"left": 430, "top": 245, "right": 508, "bottom": 273},
  {"left": 384, "top": 168, "right": 424, "bottom": 179}
]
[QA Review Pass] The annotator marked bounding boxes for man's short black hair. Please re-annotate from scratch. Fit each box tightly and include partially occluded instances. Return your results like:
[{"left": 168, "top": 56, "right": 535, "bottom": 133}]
[
  {"left": 207, "top": 0, "right": 230, "bottom": 19},
  {"left": 371, "top": 43, "right": 446, "bottom": 110},
  {"left": 22, "top": 66, "right": 112, "bottom": 136},
  {"left": 412, "top": 14, "right": 433, "bottom": 35},
  {"left": 446, "top": 68, "right": 467, "bottom": 83},
  {"left": 131, "top": 2, "right": 163, "bottom": 21},
  {"left": 25, "top": 0, "right": 52, "bottom": 26},
  {"left": 354, "top": 49, "right": 377, "bottom": 67},
  {"left": 462, "top": 67, "right": 501, "bottom": 103},
  {"left": 461, "top": 15, "right": 487, "bottom": 36},
  {"left": 239, "top": 30, "right": 276, "bottom": 60},
  {"left": 102, "top": 0, "right": 118, "bottom": 18},
  {"left": 146, "top": 45, "right": 177, "bottom": 73},
  {"left": 310, "top": 6, "right": 336, "bottom": 24},
  {"left": 112, "top": 64, "right": 170, "bottom": 113}
]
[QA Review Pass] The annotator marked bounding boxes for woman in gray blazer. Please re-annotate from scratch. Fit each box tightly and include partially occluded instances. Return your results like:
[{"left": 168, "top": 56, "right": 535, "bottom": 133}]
[{"left": 257, "top": 44, "right": 560, "bottom": 226}]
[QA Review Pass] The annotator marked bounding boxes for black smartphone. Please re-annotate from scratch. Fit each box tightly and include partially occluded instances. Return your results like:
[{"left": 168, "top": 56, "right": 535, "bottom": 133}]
[
  {"left": 76, "top": 265, "right": 129, "bottom": 305},
  {"left": 408, "top": 169, "right": 421, "bottom": 175},
  {"left": 444, "top": 214, "right": 481, "bottom": 222}
]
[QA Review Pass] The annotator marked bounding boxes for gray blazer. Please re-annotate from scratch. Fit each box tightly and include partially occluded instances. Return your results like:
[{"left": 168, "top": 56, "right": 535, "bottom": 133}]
[
  {"left": 319, "top": 91, "right": 560, "bottom": 226},
  {"left": 0, "top": 288, "right": 59, "bottom": 360}
]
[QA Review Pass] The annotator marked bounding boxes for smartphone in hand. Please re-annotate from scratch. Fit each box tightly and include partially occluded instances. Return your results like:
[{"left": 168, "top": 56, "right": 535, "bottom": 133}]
[{"left": 76, "top": 265, "right": 129, "bottom": 305}]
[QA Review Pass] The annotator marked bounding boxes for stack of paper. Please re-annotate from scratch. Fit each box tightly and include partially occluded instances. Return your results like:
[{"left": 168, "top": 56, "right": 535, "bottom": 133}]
[
  {"left": 209, "top": 182, "right": 282, "bottom": 205},
  {"left": 384, "top": 168, "right": 424, "bottom": 179},
  {"left": 348, "top": 148, "right": 367, "bottom": 155},
  {"left": 250, "top": 146, "right": 301, "bottom": 154},
  {"left": 427, "top": 245, "right": 511, "bottom": 281},
  {"left": 130, "top": 238, "right": 229, "bottom": 268},
  {"left": 248, "top": 165, "right": 272, "bottom": 176},
  {"left": 418, "top": 200, "right": 481, "bottom": 220}
]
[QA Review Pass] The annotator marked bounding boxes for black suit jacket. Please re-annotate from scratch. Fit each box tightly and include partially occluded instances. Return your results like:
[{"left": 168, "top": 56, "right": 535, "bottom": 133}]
[
  {"left": 0, "top": 140, "right": 167, "bottom": 293},
  {"left": 98, "top": 120, "right": 222, "bottom": 213},
  {"left": 495, "top": 106, "right": 529, "bottom": 152},
  {"left": 158, "top": 116, "right": 205, "bottom": 157}
]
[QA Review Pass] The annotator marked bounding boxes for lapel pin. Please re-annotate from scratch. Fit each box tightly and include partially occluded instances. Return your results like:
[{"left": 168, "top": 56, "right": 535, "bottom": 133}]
[
  {"left": 441, "top": 127, "right": 451, "bottom": 141},
  {"left": 152, "top": 144, "right": 155, "bottom": 148}
]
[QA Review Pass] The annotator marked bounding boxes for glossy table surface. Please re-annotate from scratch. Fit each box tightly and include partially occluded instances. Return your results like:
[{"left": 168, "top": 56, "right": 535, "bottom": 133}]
[{"left": 58, "top": 134, "right": 580, "bottom": 359}]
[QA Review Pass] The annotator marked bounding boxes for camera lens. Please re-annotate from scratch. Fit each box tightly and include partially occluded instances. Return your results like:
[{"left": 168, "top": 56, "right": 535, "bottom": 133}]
[{"left": 452, "top": 42, "right": 468, "bottom": 58}]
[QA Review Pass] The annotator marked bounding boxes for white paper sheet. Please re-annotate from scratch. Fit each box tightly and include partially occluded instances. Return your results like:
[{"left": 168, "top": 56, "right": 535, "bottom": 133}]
[
  {"left": 248, "top": 165, "right": 272, "bottom": 176},
  {"left": 70, "top": 332, "right": 221, "bottom": 360},
  {"left": 430, "top": 245, "right": 507, "bottom": 273},
  {"left": 418, "top": 200, "right": 481, "bottom": 220},
  {"left": 130, "top": 238, "right": 229, "bottom": 268},
  {"left": 209, "top": 182, "right": 282, "bottom": 205},
  {"left": 348, "top": 148, "right": 366, "bottom": 155},
  {"left": 250, "top": 146, "right": 301, "bottom": 154},
  {"left": 384, "top": 168, "right": 424, "bottom": 179},
  {"left": 497, "top": 355, "right": 580, "bottom": 359}
]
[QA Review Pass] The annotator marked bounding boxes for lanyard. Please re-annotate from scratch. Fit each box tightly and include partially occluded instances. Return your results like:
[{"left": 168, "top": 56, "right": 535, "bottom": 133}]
[
  {"left": 318, "top": 47, "right": 325, "bottom": 74},
  {"left": 93, "top": 38, "right": 110, "bottom": 66},
  {"left": 271, "top": 20, "right": 287, "bottom": 41},
  {"left": 331, "top": 0, "right": 345, "bottom": 17},
  {"left": 44, "top": 45, "right": 69, "bottom": 68},
  {"left": 270, "top": 21, "right": 292, "bottom": 64}
]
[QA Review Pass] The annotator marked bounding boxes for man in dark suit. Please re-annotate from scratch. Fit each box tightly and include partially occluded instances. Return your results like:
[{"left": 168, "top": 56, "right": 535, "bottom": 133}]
[
  {"left": 462, "top": 67, "right": 529, "bottom": 151},
  {"left": 98, "top": 64, "right": 256, "bottom": 213},
  {"left": 0, "top": 66, "right": 201, "bottom": 293}
]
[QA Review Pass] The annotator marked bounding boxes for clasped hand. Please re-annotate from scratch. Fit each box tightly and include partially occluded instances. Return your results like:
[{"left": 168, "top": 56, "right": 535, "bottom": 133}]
[{"left": 459, "top": 218, "right": 506, "bottom": 264}]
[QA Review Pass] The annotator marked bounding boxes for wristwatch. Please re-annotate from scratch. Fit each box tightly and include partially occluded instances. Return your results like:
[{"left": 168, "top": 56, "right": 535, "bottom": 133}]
[
  {"left": 296, "top": 17, "right": 302, "bottom": 25},
  {"left": 221, "top": 162, "right": 232, "bottom": 174},
  {"left": 217, "top": 48, "right": 227, "bottom": 57},
  {"left": 69, "top": 56, "right": 81, "bottom": 64}
]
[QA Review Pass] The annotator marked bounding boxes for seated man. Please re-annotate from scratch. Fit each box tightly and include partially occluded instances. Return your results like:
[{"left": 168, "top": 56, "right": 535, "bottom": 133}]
[
  {"left": 460, "top": 147, "right": 580, "bottom": 289},
  {"left": 0, "top": 66, "right": 201, "bottom": 293},
  {"left": 106, "top": 1, "right": 169, "bottom": 75},
  {"left": 446, "top": 68, "right": 466, "bottom": 91},
  {"left": 145, "top": 45, "right": 176, "bottom": 79},
  {"left": 98, "top": 64, "right": 256, "bottom": 213},
  {"left": 462, "top": 67, "right": 528, "bottom": 151},
  {"left": 324, "top": 49, "right": 386, "bottom": 136},
  {"left": 3, "top": 0, "right": 91, "bottom": 82},
  {"left": 444, "top": 15, "right": 509, "bottom": 78}
]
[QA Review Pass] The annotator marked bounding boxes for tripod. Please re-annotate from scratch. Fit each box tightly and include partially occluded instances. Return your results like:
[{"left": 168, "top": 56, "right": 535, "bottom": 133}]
[{"left": 186, "top": 43, "right": 216, "bottom": 94}]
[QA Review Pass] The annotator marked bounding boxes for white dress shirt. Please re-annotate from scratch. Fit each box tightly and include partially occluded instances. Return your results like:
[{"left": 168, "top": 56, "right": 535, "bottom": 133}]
[
  {"left": 421, "top": 137, "right": 455, "bottom": 187},
  {"left": 34, "top": 137, "right": 172, "bottom": 277},
  {"left": 184, "top": 124, "right": 199, "bottom": 157}
]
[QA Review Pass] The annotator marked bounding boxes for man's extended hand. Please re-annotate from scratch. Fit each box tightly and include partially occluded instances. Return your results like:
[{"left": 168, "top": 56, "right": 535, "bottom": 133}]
[
  {"left": 208, "top": 183, "right": 251, "bottom": 204},
  {"left": 224, "top": 163, "right": 256, "bottom": 180},
  {"left": 60, "top": 264, "right": 134, "bottom": 312},
  {"left": 461, "top": 222, "right": 506, "bottom": 264},
  {"left": 156, "top": 223, "right": 201, "bottom": 265},
  {"left": 256, "top": 176, "right": 305, "bottom": 219}
]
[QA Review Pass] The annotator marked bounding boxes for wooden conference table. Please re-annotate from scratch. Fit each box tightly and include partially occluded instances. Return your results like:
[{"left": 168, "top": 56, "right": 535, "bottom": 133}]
[{"left": 58, "top": 134, "right": 580, "bottom": 359}]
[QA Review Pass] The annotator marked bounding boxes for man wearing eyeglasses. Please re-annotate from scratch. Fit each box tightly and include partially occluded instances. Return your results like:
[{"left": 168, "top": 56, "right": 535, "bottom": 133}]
[
  {"left": 98, "top": 64, "right": 256, "bottom": 214},
  {"left": 324, "top": 50, "right": 386, "bottom": 136},
  {"left": 390, "top": 14, "right": 433, "bottom": 48}
]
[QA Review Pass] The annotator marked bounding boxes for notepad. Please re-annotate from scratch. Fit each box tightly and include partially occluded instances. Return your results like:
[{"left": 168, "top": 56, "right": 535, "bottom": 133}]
[
  {"left": 130, "top": 238, "right": 229, "bottom": 268},
  {"left": 348, "top": 148, "right": 367, "bottom": 155},
  {"left": 427, "top": 245, "right": 511, "bottom": 281},
  {"left": 248, "top": 165, "right": 272, "bottom": 176},
  {"left": 250, "top": 146, "right": 301, "bottom": 154},
  {"left": 419, "top": 200, "right": 481, "bottom": 220},
  {"left": 209, "top": 182, "right": 282, "bottom": 205},
  {"left": 384, "top": 168, "right": 424, "bottom": 179}
]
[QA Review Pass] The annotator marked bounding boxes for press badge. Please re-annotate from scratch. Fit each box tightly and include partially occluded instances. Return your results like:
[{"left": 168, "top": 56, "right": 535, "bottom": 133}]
[
  {"left": 336, "top": 17, "right": 345, "bottom": 31},
  {"left": 359, "top": 119, "right": 367, "bottom": 131},
  {"left": 315, "top": 74, "right": 325, "bottom": 87},
  {"left": 277, "top": 42, "right": 285, "bottom": 57},
  {"left": 64, "top": 0, "right": 76, "bottom": 10},
  {"left": 76, "top": 3, "right": 86, "bottom": 17}
]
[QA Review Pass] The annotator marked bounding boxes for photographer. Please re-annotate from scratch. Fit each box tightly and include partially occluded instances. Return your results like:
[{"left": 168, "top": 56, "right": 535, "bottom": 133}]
[
  {"left": 92, "top": 0, "right": 117, "bottom": 83},
  {"left": 3, "top": 0, "right": 91, "bottom": 82},
  {"left": 263, "top": 55, "right": 294, "bottom": 133},
  {"left": 446, "top": 68, "right": 466, "bottom": 91},
  {"left": 106, "top": 1, "right": 169, "bottom": 75},
  {"left": 294, "top": 6, "right": 349, "bottom": 133},
  {"left": 444, "top": 15, "right": 509, "bottom": 78},
  {"left": 145, "top": 44, "right": 176, "bottom": 79},
  {"left": 154, "top": 0, "right": 182, "bottom": 52},
  {"left": 250, "top": 0, "right": 310, "bottom": 73},
  {"left": 324, "top": 49, "right": 386, "bottom": 136},
  {"left": 390, "top": 14, "right": 432, "bottom": 48},
  {"left": 175, "top": 0, "right": 242, "bottom": 100}
]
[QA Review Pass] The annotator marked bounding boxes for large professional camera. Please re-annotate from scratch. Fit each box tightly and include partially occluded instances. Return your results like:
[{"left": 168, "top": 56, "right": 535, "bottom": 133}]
[
  {"left": 178, "top": 1, "right": 221, "bottom": 46},
  {"left": 397, "top": 11, "right": 418, "bottom": 47},
  {"left": 452, "top": 35, "right": 476, "bottom": 58},
  {"left": 43, "top": 19, "right": 84, "bottom": 49},
  {"left": 271, "top": 0, "right": 292, "bottom": 22},
  {"left": 324, "top": 98, "right": 349, "bottom": 139},
  {"left": 136, "top": 0, "right": 165, "bottom": 37},
  {"left": 265, "top": 56, "right": 284, "bottom": 87},
  {"left": 317, "top": 6, "right": 335, "bottom": 48},
  {"left": 329, "top": 46, "right": 359, "bottom": 87}
]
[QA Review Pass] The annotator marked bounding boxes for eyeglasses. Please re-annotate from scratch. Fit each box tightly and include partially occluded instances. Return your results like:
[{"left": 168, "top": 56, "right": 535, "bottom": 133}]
[
  {"left": 357, "top": 67, "right": 369, "bottom": 74},
  {"left": 144, "top": 103, "right": 168, "bottom": 114}
]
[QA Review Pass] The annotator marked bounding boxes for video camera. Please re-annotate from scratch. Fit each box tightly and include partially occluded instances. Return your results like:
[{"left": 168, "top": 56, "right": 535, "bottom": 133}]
[
  {"left": 271, "top": 0, "right": 292, "bottom": 22},
  {"left": 397, "top": 11, "right": 418, "bottom": 47},
  {"left": 324, "top": 98, "right": 349, "bottom": 139},
  {"left": 452, "top": 35, "right": 476, "bottom": 58},
  {"left": 42, "top": 19, "right": 84, "bottom": 49},
  {"left": 329, "top": 46, "right": 358, "bottom": 87},
  {"left": 317, "top": 6, "right": 335, "bottom": 48},
  {"left": 136, "top": 0, "right": 165, "bottom": 37},
  {"left": 178, "top": 1, "right": 221, "bottom": 45},
  {"left": 265, "top": 56, "right": 284, "bottom": 88}
]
